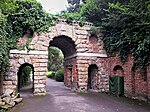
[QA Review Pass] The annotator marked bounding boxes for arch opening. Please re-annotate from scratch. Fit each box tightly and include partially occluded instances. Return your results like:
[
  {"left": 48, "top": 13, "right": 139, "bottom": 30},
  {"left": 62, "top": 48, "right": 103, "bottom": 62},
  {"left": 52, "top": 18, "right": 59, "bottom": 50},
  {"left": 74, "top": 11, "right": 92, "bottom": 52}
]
[
  {"left": 49, "top": 35, "right": 76, "bottom": 58},
  {"left": 48, "top": 46, "right": 64, "bottom": 72},
  {"left": 132, "top": 64, "right": 148, "bottom": 99},
  {"left": 88, "top": 64, "right": 98, "bottom": 90},
  {"left": 113, "top": 65, "right": 124, "bottom": 76},
  {"left": 47, "top": 46, "right": 64, "bottom": 82},
  {"left": 17, "top": 63, "right": 34, "bottom": 95},
  {"left": 109, "top": 65, "right": 124, "bottom": 96},
  {"left": 47, "top": 35, "right": 76, "bottom": 85}
]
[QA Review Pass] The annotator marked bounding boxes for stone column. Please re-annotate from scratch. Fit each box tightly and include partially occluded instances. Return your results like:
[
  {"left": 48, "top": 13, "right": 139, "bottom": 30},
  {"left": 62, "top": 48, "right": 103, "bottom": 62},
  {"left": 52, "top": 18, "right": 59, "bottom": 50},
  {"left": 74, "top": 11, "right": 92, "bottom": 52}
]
[
  {"left": 33, "top": 56, "right": 48, "bottom": 95},
  {"left": 76, "top": 58, "right": 88, "bottom": 92}
]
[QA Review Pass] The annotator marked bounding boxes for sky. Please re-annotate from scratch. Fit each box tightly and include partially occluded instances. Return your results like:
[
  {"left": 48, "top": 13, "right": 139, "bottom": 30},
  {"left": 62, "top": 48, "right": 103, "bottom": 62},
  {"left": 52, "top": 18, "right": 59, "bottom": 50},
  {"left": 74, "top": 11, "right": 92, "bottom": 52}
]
[{"left": 37, "top": 0, "right": 68, "bottom": 14}]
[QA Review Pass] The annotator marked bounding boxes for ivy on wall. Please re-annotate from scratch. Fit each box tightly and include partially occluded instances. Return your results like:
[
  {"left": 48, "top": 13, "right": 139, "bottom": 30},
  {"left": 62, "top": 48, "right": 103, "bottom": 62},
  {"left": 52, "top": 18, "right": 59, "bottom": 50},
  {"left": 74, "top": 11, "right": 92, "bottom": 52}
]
[{"left": 81, "top": 0, "right": 150, "bottom": 69}]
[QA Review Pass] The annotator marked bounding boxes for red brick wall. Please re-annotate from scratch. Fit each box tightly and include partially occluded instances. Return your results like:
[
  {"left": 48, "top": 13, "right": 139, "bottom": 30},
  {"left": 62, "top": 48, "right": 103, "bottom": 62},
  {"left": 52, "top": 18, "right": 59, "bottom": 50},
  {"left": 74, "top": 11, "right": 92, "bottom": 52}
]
[
  {"left": 147, "top": 66, "right": 150, "bottom": 102},
  {"left": 106, "top": 55, "right": 150, "bottom": 102},
  {"left": 64, "top": 57, "right": 78, "bottom": 90}
]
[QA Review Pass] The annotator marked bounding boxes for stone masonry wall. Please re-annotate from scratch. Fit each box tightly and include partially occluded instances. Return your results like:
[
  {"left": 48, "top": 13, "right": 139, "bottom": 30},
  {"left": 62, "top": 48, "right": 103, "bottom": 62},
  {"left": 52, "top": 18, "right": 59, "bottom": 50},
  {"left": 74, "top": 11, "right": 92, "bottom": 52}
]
[
  {"left": 5, "top": 20, "right": 109, "bottom": 96},
  {"left": 76, "top": 56, "right": 109, "bottom": 92},
  {"left": 4, "top": 52, "right": 48, "bottom": 95}
]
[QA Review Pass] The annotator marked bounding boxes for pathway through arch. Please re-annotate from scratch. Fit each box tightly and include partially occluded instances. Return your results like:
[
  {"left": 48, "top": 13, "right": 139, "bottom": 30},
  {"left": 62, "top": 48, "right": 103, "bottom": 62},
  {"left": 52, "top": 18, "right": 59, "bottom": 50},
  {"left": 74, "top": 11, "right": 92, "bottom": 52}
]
[{"left": 8, "top": 78, "right": 150, "bottom": 112}]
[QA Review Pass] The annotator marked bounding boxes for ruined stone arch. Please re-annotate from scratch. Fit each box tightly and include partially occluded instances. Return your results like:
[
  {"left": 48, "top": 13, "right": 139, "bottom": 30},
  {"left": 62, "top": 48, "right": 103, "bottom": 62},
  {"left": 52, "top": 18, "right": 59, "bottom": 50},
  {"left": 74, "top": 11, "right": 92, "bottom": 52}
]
[{"left": 5, "top": 21, "right": 109, "bottom": 95}]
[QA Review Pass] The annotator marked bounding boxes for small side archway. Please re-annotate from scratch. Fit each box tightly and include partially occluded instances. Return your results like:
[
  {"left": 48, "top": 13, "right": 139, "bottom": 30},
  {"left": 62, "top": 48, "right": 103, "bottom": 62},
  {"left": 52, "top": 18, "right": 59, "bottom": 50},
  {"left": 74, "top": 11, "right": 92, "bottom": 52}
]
[
  {"left": 109, "top": 65, "right": 124, "bottom": 96},
  {"left": 131, "top": 64, "right": 148, "bottom": 99},
  {"left": 88, "top": 64, "right": 98, "bottom": 90},
  {"left": 17, "top": 63, "right": 34, "bottom": 95}
]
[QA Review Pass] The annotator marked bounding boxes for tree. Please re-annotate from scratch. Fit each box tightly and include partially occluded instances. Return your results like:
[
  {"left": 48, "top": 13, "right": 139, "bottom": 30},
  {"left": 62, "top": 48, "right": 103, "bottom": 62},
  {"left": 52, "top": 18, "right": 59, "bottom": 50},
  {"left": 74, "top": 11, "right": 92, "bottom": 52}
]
[
  {"left": 0, "top": 0, "right": 17, "bottom": 75},
  {"left": 67, "top": 0, "right": 86, "bottom": 13},
  {"left": 81, "top": 0, "right": 150, "bottom": 68},
  {"left": 48, "top": 47, "right": 64, "bottom": 71}
]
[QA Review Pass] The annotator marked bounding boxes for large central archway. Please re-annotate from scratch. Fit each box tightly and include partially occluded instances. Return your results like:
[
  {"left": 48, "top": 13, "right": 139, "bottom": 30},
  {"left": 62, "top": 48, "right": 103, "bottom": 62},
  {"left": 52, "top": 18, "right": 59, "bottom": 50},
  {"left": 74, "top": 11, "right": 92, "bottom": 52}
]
[{"left": 49, "top": 35, "right": 77, "bottom": 88}]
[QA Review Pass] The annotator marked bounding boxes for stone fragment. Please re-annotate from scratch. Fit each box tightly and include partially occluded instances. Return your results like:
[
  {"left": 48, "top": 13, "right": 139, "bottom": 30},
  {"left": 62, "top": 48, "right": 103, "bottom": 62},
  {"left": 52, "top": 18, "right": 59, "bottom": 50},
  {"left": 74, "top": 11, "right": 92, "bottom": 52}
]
[
  {"left": 13, "top": 98, "right": 23, "bottom": 104},
  {"left": 0, "top": 101, "right": 5, "bottom": 106},
  {"left": 18, "top": 58, "right": 25, "bottom": 64},
  {"left": 12, "top": 93, "right": 20, "bottom": 99},
  {"left": 8, "top": 101, "right": 15, "bottom": 107},
  {"left": 4, "top": 89, "right": 14, "bottom": 96},
  {"left": 2, "top": 96, "right": 11, "bottom": 104}
]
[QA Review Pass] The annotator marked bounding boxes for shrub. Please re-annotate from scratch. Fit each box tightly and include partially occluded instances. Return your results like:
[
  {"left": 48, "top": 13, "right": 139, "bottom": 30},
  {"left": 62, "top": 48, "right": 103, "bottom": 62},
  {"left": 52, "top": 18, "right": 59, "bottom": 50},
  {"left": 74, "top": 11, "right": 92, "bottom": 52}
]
[
  {"left": 0, "top": 109, "right": 5, "bottom": 112},
  {"left": 55, "top": 69, "right": 64, "bottom": 82},
  {"left": 46, "top": 71, "right": 55, "bottom": 79}
]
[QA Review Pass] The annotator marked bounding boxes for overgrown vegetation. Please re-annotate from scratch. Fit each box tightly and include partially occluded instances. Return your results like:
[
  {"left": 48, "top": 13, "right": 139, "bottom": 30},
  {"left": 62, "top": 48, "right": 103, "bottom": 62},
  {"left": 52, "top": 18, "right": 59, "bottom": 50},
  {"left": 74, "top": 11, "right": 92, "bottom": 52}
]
[
  {"left": 0, "top": 109, "right": 5, "bottom": 112},
  {"left": 46, "top": 71, "right": 55, "bottom": 79},
  {"left": 81, "top": 0, "right": 150, "bottom": 69},
  {"left": 0, "top": 0, "right": 86, "bottom": 75},
  {"left": 66, "top": 0, "right": 86, "bottom": 13},
  {"left": 1, "top": 0, "right": 149, "bottom": 77},
  {"left": 46, "top": 70, "right": 64, "bottom": 82},
  {"left": 55, "top": 70, "right": 64, "bottom": 82},
  {"left": 47, "top": 47, "right": 64, "bottom": 82},
  {"left": 0, "top": 0, "right": 54, "bottom": 75},
  {"left": 48, "top": 47, "right": 64, "bottom": 71}
]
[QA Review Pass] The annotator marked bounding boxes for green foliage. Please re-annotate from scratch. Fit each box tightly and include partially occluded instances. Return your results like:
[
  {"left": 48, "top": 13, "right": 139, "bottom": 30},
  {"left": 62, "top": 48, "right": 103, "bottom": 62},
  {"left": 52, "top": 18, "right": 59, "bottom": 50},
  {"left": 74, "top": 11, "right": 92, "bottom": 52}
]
[
  {"left": 81, "top": 0, "right": 150, "bottom": 68},
  {"left": 9, "top": 0, "right": 53, "bottom": 37},
  {"left": 53, "top": 12, "right": 85, "bottom": 26},
  {"left": 0, "top": 109, "right": 5, "bottom": 112},
  {"left": 46, "top": 71, "right": 55, "bottom": 79},
  {"left": 0, "top": 0, "right": 18, "bottom": 15},
  {"left": 81, "top": 0, "right": 109, "bottom": 26},
  {"left": 67, "top": 0, "right": 84, "bottom": 13},
  {"left": 55, "top": 69, "right": 64, "bottom": 82},
  {"left": 0, "top": 0, "right": 54, "bottom": 75},
  {"left": 0, "top": 9, "right": 13, "bottom": 75},
  {"left": 48, "top": 47, "right": 64, "bottom": 71},
  {"left": 103, "top": 0, "right": 150, "bottom": 68}
]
